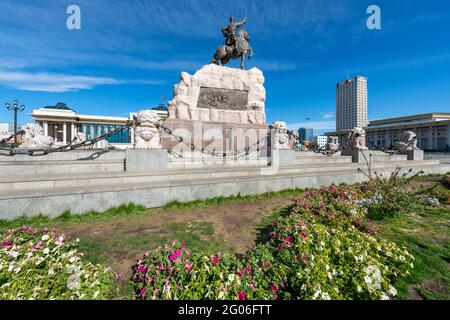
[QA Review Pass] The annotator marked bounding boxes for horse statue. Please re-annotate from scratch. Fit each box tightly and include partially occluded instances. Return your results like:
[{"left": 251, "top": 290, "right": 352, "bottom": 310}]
[{"left": 211, "top": 29, "right": 254, "bottom": 70}]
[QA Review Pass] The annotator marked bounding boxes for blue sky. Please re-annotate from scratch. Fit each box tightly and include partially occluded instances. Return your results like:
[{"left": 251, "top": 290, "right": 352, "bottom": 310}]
[{"left": 0, "top": 0, "right": 449, "bottom": 134}]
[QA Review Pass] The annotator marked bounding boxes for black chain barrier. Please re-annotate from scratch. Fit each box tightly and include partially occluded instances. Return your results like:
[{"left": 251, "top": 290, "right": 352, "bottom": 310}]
[
  {"left": 158, "top": 123, "right": 269, "bottom": 158},
  {"left": 0, "top": 121, "right": 137, "bottom": 157}
]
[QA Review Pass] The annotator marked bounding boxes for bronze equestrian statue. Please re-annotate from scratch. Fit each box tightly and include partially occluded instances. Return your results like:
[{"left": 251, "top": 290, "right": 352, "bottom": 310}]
[{"left": 212, "top": 16, "right": 254, "bottom": 70}]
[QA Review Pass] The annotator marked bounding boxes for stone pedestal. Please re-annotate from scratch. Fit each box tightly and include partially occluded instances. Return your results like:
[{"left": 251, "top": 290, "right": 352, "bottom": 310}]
[
  {"left": 125, "top": 149, "right": 168, "bottom": 173},
  {"left": 168, "top": 64, "right": 266, "bottom": 125},
  {"left": 270, "top": 150, "right": 296, "bottom": 167},
  {"left": 342, "top": 149, "right": 371, "bottom": 163},
  {"left": 400, "top": 150, "right": 424, "bottom": 161}
]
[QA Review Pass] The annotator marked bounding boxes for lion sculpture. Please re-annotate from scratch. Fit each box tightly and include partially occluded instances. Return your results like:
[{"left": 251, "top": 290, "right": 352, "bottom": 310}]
[
  {"left": 271, "top": 121, "right": 290, "bottom": 150},
  {"left": 394, "top": 131, "right": 418, "bottom": 151},
  {"left": 326, "top": 136, "right": 339, "bottom": 151},
  {"left": 18, "top": 124, "right": 54, "bottom": 150},
  {"left": 347, "top": 127, "right": 368, "bottom": 150},
  {"left": 134, "top": 110, "right": 163, "bottom": 150}
]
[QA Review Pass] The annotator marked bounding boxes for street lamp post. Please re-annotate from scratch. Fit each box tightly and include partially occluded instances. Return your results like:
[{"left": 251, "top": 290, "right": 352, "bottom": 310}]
[{"left": 5, "top": 100, "right": 25, "bottom": 147}]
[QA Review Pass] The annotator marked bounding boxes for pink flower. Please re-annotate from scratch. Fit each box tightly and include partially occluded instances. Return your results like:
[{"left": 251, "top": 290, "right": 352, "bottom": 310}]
[
  {"left": 158, "top": 264, "right": 165, "bottom": 270},
  {"left": 181, "top": 242, "right": 185, "bottom": 248},
  {"left": 213, "top": 256, "right": 219, "bottom": 265},
  {"left": 169, "top": 254, "right": 176, "bottom": 261},
  {"left": 136, "top": 265, "right": 147, "bottom": 273},
  {"left": 22, "top": 226, "right": 31, "bottom": 232},
  {"left": 271, "top": 284, "right": 278, "bottom": 292},
  {"left": 238, "top": 291, "right": 246, "bottom": 300},
  {"left": 245, "top": 266, "right": 252, "bottom": 273},
  {"left": 284, "top": 236, "right": 291, "bottom": 245},
  {"left": 0, "top": 241, "right": 12, "bottom": 247},
  {"left": 262, "top": 261, "right": 270, "bottom": 268},
  {"left": 185, "top": 263, "right": 193, "bottom": 271},
  {"left": 35, "top": 241, "right": 43, "bottom": 249},
  {"left": 279, "top": 245, "right": 284, "bottom": 251},
  {"left": 301, "top": 232, "right": 307, "bottom": 239},
  {"left": 140, "top": 287, "right": 147, "bottom": 298},
  {"left": 236, "top": 269, "right": 244, "bottom": 276},
  {"left": 174, "top": 249, "right": 181, "bottom": 257}
]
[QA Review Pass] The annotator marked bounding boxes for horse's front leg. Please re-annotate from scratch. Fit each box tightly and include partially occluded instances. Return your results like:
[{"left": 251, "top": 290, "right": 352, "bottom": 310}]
[
  {"left": 248, "top": 47, "right": 254, "bottom": 60},
  {"left": 240, "top": 52, "right": 245, "bottom": 70}
]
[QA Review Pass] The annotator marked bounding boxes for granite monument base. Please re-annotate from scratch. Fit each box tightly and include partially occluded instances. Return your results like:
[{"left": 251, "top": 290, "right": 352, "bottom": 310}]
[
  {"left": 125, "top": 149, "right": 168, "bottom": 173},
  {"left": 270, "top": 150, "right": 296, "bottom": 167},
  {"left": 400, "top": 150, "right": 424, "bottom": 161}
]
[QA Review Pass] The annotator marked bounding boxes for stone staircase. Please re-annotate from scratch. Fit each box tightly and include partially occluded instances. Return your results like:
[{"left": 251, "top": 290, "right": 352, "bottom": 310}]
[{"left": 0, "top": 150, "right": 448, "bottom": 220}]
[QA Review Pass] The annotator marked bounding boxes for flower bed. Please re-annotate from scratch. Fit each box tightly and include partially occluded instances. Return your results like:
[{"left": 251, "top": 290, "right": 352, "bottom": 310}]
[
  {"left": 132, "top": 185, "right": 414, "bottom": 300},
  {"left": 0, "top": 227, "right": 117, "bottom": 300}
]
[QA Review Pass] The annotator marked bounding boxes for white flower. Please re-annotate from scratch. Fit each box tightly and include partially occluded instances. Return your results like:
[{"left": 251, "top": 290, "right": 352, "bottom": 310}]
[
  {"left": 380, "top": 293, "right": 390, "bottom": 300},
  {"left": 388, "top": 286, "right": 397, "bottom": 297},
  {"left": 228, "top": 274, "right": 235, "bottom": 282},
  {"left": 67, "top": 274, "right": 81, "bottom": 290},
  {"left": 42, "top": 235, "right": 50, "bottom": 241},
  {"left": 357, "top": 285, "right": 362, "bottom": 293},
  {"left": 43, "top": 248, "right": 50, "bottom": 255},
  {"left": 218, "top": 292, "right": 225, "bottom": 299}
]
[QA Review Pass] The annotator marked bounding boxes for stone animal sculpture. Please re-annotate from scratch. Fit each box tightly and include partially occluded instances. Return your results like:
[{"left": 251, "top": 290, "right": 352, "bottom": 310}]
[
  {"left": 347, "top": 127, "right": 369, "bottom": 150},
  {"left": 71, "top": 132, "right": 87, "bottom": 145},
  {"left": 134, "top": 110, "right": 163, "bottom": 150},
  {"left": 326, "top": 136, "right": 339, "bottom": 151},
  {"left": 271, "top": 121, "right": 291, "bottom": 150},
  {"left": 18, "top": 124, "right": 54, "bottom": 150},
  {"left": 394, "top": 130, "right": 418, "bottom": 151}
]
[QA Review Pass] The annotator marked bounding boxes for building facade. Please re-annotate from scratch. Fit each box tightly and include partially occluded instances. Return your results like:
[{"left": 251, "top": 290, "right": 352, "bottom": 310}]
[
  {"left": 326, "top": 113, "right": 450, "bottom": 152},
  {"left": 336, "top": 76, "right": 368, "bottom": 131},
  {"left": 298, "top": 127, "right": 314, "bottom": 142},
  {"left": 316, "top": 135, "right": 328, "bottom": 148},
  {"left": 31, "top": 103, "right": 168, "bottom": 148}
]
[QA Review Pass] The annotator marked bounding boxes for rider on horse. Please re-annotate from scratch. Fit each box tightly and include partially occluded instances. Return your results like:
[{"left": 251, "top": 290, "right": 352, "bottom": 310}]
[{"left": 222, "top": 16, "right": 247, "bottom": 52}]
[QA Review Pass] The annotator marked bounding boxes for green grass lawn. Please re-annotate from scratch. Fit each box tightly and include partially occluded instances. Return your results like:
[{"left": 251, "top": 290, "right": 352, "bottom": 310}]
[{"left": 374, "top": 206, "right": 450, "bottom": 300}]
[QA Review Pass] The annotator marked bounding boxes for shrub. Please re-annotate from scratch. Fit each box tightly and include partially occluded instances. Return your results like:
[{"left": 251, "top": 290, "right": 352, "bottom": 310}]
[
  {"left": 269, "top": 213, "right": 414, "bottom": 300},
  {"left": 132, "top": 241, "right": 285, "bottom": 300},
  {"left": 356, "top": 170, "right": 429, "bottom": 220},
  {"left": 132, "top": 185, "right": 414, "bottom": 300},
  {"left": 290, "top": 185, "right": 378, "bottom": 234},
  {"left": 0, "top": 227, "right": 117, "bottom": 300}
]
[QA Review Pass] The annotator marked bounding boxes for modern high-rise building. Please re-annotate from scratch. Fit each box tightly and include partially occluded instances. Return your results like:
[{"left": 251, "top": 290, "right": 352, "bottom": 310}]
[
  {"left": 298, "top": 127, "right": 314, "bottom": 142},
  {"left": 336, "top": 76, "right": 368, "bottom": 131}
]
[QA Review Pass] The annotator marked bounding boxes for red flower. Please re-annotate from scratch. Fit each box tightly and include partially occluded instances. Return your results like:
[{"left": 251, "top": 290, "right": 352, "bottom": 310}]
[
  {"left": 0, "top": 241, "right": 12, "bottom": 247},
  {"left": 271, "top": 284, "right": 278, "bottom": 292},
  {"left": 238, "top": 291, "right": 246, "bottom": 300},
  {"left": 181, "top": 242, "right": 185, "bottom": 248},
  {"left": 284, "top": 236, "right": 291, "bottom": 245}
]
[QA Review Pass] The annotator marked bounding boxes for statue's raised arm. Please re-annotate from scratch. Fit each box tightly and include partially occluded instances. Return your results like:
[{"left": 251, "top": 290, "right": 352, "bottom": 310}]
[
  {"left": 235, "top": 17, "right": 247, "bottom": 28},
  {"left": 212, "top": 16, "right": 254, "bottom": 70}
]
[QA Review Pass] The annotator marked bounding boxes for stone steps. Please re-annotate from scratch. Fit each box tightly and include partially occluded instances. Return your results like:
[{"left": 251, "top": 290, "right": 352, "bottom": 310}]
[
  {"left": 0, "top": 159, "right": 124, "bottom": 177},
  {"left": 0, "top": 159, "right": 441, "bottom": 193},
  {"left": 1, "top": 161, "right": 449, "bottom": 220}
]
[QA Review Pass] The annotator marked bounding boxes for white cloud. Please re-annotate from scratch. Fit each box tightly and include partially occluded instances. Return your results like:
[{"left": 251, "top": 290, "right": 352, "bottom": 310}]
[
  {"left": 320, "top": 112, "right": 334, "bottom": 120},
  {"left": 287, "top": 120, "right": 335, "bottom": 131},
  {"left": 0, "top": 70, "right": 166, "bottom": 93},
  {"left": 0, "top": 71, "right": 120, "bottom": 93}
]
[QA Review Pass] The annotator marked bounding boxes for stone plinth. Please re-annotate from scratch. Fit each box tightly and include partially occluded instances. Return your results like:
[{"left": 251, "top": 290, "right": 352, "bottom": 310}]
[
  {"left": 125, "top": 149, "right": 168, "bottom": 173},
  {"left": 161, "top": 118, "right": 269, "bottom": 155},
  {"left": 270, "top": 150, "right": 296, "bottom": 167},
  {"left": 168, "top": 64, "right": 266, "bottom": 125},
  {"left": 400, "top": 150, "right": 424, "bottom": 161}
]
